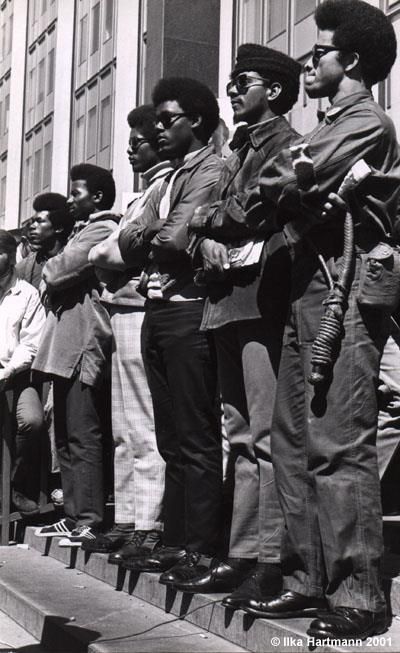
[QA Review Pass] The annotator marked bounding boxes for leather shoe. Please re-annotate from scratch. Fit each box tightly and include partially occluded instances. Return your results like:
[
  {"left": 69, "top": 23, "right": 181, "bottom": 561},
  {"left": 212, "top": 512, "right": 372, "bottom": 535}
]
[
  {"left": 122, "top": 545, "right": 186, "bottom": 572},
  {"left": 160, "top": 551, "right": 215, "bottom": 587},
  {"left": 108, "top": 529, "right": 161, "bottom": 564},
  {"left": 244, "top": 590, "right": 328, "bottom": 618},
  {"left": 82, "top": 523, "right": 135, "bottom": 553},
  {"left": 307, "top": 607, "right": 389, "bottom": 641},
  {"left": 172, "top": 557, "right": 255, "bottom": 593},
  {"left": 12, "top": 490, "right": 39, "bottom": 516},
  {"left": 222, "top": 562, "right": 282, "bottom": 610}
]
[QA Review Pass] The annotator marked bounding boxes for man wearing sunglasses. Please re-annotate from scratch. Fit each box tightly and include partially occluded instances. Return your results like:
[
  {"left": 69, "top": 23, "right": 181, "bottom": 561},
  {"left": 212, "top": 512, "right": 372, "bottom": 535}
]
[
  {"left": 171, "top": 45, "right": 301, "bottom": 601},
  {"left": 242, "top": 0, "right": 400, "bottom": 642},
  {"left": 87, "top": 105, "right": 172, "bottom": 561},
  {"left": 118, "top": 78, "right": 224, "bottom": 582}
]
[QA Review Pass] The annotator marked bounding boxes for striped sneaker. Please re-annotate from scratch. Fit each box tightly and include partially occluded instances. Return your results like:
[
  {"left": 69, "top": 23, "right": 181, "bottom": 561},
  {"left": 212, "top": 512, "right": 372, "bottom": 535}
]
[
  {"left": 34, "top": 518, "right": 75, "bottom": 538},
  {"left": 58, "top": 525, "right": 97, "bottom": 548}
]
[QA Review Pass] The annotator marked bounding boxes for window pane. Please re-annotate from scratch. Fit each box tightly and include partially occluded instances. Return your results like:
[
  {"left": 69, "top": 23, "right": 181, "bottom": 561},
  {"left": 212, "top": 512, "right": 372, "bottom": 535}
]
[
  {"left": 4, "top": 94, "right": 9, "bottom": 134},
  {"left": 38, "top": 58, "right": 45, "bottom": 103},
  {"left": 24, "top": 156, "right": 32, "bottom": 200},
  {"left": 75, "top": 115, "right": 86, "bottom": 163},
  {"left": 8, "top": 14, "right": 13, "bottom": 54},
  {"left": 87, "top": 106, "right": 97, "bottom": 158},
  {"left": 47, "top": 48, "right": 55, "bottom": 94},
  {"left": 100, "top": 96, "right": 111, "bottom": 150},
  {"left": 41, "top": 0, "right": 47, "bottom": 15},
  {"left": 104, "top": 0, "right": 113, "bottom": 41},
  {"left": 0, "top": 176, "right": 6, "bottom": 214},
  {"left": 79, "top": 14, "right": 88, "bottom": 64},
  {"left": 91, "top": 3, "right": 100, "bottom": 54},
  {"left": 268, "top": 0, "right": 287, "bottom": 40},
  {"left": 43, "top": 141, "right": 52, "bottom": 188},
  {"left": 34, "top": 149, "right": 42, "bottom": 194},
  {"left": 295, "top": 0, "right": 315, "bottom": 23},
  {"left": 238, "top": 0, "right": 263, "bottom": 43}
]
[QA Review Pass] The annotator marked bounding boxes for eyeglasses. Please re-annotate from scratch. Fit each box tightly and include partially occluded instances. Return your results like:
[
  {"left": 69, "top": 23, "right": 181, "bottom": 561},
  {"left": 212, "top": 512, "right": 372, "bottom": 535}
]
[
  {"left": 155, "top": 112, "right": 190, "bottom": 129},
  {"left": 128, "top": 138, "right": 149, "bottom": 153},
  {"left": 311, "top": 44, "right": 341, "bottom": 69},
  {"left": 226, "top": 73, "right": 270, "bottom": 96}
]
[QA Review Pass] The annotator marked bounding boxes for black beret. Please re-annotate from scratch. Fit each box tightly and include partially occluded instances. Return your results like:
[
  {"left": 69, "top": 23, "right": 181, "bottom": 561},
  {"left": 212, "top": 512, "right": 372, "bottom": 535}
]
[{"left": 232, "top": 43, "right": 301, "bottom": 87}]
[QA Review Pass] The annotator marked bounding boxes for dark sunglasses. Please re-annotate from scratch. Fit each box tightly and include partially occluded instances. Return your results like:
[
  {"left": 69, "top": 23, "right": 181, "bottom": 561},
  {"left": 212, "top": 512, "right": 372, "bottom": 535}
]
[
  {"left": 311, "top": 44, "right": 341, "bottom": 69},
  {"left": 128, "top": 138, "right": 149, "bottom": 153},
  {"left": 226, "top": 73, "right": 270, "bottom": 96},
  {"left": 155, "top": 112, "right": 190, "bottom": 129}
]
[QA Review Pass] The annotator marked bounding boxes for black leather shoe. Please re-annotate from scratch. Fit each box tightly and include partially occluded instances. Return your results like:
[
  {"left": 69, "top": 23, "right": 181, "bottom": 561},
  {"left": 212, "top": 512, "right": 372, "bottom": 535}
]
[
  {"left": 222, "top": 562, "right": 282, "bottom": 610},
  {"left": 12, "top": 490, "right": 39, "bottom": 516},
  {"left": 122, "top": 545, "right": 186, "bottom": 572},
  {"left": 307, "top": 607, "right": 389, "bottom": 641},
  {"left": 82, "top": 523, "right": 135, "bottom": 553},
  {"left": 244, "top": 590, "right": 328, "bottom": 619},
  {"left": 172, "top": 557, "right": 255, "bottom": 592},
  {"left": 108, "top": 529, "right": 161, "bottom": 564},
  {"left": 159, "top": 551, "right": 216, "bottom": 587}
]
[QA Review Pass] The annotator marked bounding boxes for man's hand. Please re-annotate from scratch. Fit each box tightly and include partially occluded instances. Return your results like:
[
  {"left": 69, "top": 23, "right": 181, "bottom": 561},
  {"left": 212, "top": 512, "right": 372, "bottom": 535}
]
[
  {"left": 321, "top": 192, "right": 348, "bottom": 222},
  {"left": 143, "top": 219, "right": 165, "bottom": 241},
  {"left": 0, "top": 367, "right": 13, "bottom": 393},
  {"left": 190, "top": 205, "right": 210, "bottom": 232},
  {"left": 200, "top": 239, "right": 230, "bottom": 278}
]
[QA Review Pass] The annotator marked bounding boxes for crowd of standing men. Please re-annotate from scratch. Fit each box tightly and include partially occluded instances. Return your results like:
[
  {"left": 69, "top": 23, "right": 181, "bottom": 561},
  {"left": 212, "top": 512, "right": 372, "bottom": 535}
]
[{"left": 2, "top": 0, "right": 400, "bottom": 643}]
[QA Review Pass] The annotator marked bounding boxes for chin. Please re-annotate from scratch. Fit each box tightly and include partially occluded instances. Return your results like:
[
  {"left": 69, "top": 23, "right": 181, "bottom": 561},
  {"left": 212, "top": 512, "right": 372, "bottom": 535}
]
[{"left": 305, "top": 85, "right": 324, "bottom": 99}]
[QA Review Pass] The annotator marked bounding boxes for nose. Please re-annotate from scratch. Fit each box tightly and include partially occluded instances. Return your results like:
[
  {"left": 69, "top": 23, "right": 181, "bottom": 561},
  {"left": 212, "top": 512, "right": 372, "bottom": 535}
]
[
  {"left": 304, "top": 57, "right": 314, "bottom": 73},
  {"left": 66, "top": 195, "right": 73, "bottom": 206}
]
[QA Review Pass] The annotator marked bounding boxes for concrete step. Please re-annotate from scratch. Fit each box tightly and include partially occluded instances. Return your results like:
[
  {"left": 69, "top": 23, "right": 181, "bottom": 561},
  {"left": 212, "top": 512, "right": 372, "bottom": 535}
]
[
  {"left": 0, "top": 608, "right": 46, "bottom": 651},
  {"left": 0, "top": 545, "right": 247, "bottom": 653},
  {"left": 20, "top": 527, "right": 400, "bottom": 652}
]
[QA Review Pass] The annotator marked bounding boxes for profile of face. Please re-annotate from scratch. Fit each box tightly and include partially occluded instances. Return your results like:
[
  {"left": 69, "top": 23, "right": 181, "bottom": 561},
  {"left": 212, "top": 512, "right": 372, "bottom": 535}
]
[
  {"left": 28, "top": 211, "right": 58, "bottom": 249},
  {"left": 304, "top": 29, "right": 347, "bottom": 100},
  {"left": 67, "top": 179, "right": 98, "bottom": 221},
  {"left": 127, "top": 127, "right": 159, "bottom": 173},
  {"left": 227, "top": 71, "right": 272, "bottom": 125},
  {"left": 155, "top": 100, "right": 197, "bottom": 159}
]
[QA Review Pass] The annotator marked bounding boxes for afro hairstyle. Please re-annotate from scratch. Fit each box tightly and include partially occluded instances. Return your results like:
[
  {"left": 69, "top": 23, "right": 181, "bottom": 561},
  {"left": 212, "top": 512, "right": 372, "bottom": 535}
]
[
  {"left": 315, "top": 0, "right": 397, "bottom": 86},
  {"left": 152, "top": 77, "right": 220, "bottom": 143},
  {"left": 127, "top": 104, "right": 158, "bottom": 151},
  {"left": 33, "top": 192, "right": 73, "bottom": 241},
  {"left": 70, "top": 163, "right": 116, "bottom": 210},
  {"left": 0, "top": 229, "right": 17, "bottom": 255}
]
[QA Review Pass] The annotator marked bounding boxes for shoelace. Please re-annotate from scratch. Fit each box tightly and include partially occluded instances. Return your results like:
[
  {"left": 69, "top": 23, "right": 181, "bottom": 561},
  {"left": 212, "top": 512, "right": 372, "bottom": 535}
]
[
  {"left": 182, "top": 551, "right": 202, "bottom": 566},
  {"left": 126, "top": 530, "right": 147, "bottom": 547}
]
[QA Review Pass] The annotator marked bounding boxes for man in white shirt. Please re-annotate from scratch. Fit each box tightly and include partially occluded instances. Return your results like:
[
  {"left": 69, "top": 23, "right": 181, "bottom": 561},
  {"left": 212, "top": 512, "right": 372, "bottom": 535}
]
[{"left": 0, "top": 230, "right": 46, "bottom": 514}]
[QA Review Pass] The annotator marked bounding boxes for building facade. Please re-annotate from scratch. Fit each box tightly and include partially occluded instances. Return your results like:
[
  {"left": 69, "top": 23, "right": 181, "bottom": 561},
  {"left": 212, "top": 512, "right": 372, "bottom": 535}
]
[{"left": 1, "top": 0, "right": 400, "bottom": 229}]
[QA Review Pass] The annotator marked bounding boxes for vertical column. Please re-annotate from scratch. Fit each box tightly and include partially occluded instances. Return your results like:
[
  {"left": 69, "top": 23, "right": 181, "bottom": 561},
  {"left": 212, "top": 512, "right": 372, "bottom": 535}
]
[
  {"left": 4, "top": 0, "right": 28, "bottom": 229},
  {"left": 51, "top": 0, "right": 75, "bottom": 196},
  {"left": 112, "top": 0, "right": 140, "bottom": 212},
  {"left": 218, "top": 0, "right": 234, "bottom": 130}
]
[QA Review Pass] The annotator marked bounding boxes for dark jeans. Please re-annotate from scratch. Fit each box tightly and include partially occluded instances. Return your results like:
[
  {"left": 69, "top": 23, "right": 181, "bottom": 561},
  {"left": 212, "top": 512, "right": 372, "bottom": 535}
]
[
  {"left": 53, "top": 375, "right": 108, "bottom": 528},
  {"left": 214, "top": 319, "right": 283, "bottom": 562},
  {"left": 6, "top": 371, "right": 44, "bottom": 499},
  {"left": 272, "top": 248, "right": 390, "bottom": 612},
  {"left": 142, "top": 300, "right": 222, "bottom": 555}
]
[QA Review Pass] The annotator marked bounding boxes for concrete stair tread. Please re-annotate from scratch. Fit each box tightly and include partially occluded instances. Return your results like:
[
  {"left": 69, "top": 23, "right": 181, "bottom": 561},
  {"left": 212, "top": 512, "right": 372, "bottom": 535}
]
[
  {"left": 13, "top": 527, "right": 400, "bottom": 652},
  {"left": 0, "top": 608, "right": 45, "bottom": 651},
  {"left": 0, "top": 545, "right": 247, "bottom": 652}
]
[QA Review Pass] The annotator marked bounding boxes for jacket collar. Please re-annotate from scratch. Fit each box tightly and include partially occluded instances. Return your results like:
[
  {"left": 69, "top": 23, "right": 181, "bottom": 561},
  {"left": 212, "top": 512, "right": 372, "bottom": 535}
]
[
  {"left": 247, "top": 116, "right": 284, "bottom": 150},
  {"left": 142, "top": 161, "right": 173, "bottom": 186},
  {"left": 323, "top": 90, "right": 373, "bottom": 124},
  {"left": 175, "top": 145, "right": 216, "bottom": 173}
]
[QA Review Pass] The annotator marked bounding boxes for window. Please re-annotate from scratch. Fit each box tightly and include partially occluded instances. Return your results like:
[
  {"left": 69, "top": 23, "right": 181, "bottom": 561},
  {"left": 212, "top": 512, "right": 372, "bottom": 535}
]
[
  {"left": 38, "top": 58, "right": 45, "bottom": 103},
  {"left": 268, "top": 0, "right": 287, "bottom": 40},
  {"left": 41, "top": 0, "right": 47, "bottom": 16},
  {"left": 0, "top": 101, "right": 2, "bottom": 135},
  {"left": 43, "top": 141, "right": 52, "bottom": 188},
  {"left": 7, "top": 13, "right": 13, "bottom": 54},
  {"left": 75, "top": 116, "right": 85, "bottom": 163},
  {"left": 295, "top": 0, "right": 315, "bottom": 23},
  {"left": 24, "top": 155, "right": 32, "bottom": 200},
  {"left": 4, "top": 95, "right": 9, "bottom": 135},
  {"left": 47, "top": 48, "right": 55, "bottom": 95},
  {"left": 1, "top": 23, "right": 6, "bottom": 61},
  {"left": 33, "top": 149, "right": 42, "bottom": 195},
  {"left": 100, "top": 96, "right": 111, "bottom": 150},
  {"left": 91, "top": 3, "right": 100, "bottom": 54},
  {"left": 0, "top": 176, "right": 6, "bottom": 215},
  {"left": 87, "top": 106, "right": 97, "bottom": 158},
  {"left": 79, "top": 14, "right": 88, "bottom": 64},
  {"left": 104, "top": 0, "right": 113, "bottom": 41}
]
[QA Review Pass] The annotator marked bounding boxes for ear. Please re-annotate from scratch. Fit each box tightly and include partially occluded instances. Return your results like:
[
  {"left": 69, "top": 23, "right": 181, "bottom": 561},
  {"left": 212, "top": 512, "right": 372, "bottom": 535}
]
[
  {"left": 343, "top": 51, "right": 359, "bottom": 74},
  {"left": 92, "top": 190, "right": 104, "bottom": 206},
  {"left": 266, "top": 82, "right": 282, "bottom": 102},
  {"left": 190, "top": 115, "right": 202, "bottom": 130}
]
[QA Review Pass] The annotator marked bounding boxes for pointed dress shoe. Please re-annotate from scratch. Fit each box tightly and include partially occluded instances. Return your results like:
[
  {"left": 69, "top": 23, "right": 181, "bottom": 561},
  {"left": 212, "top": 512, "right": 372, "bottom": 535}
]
[
  {"left": 307, "top": 607, "right": 389, "bottom": 641},
  {"left": 159, "top": 552, "right": 215, "bottom": 587},
  {"left": 121, "top": 545, "right": 186, "bottom": 572},
  {"left": 81, "top": 523, "right": 135, "bottom": 553},
  {"left": 244, "top": 590, "right": 328, "bottom": 618},
  {"left": 222, "top": 562, "right": 282, "bottom": 610},
  {"left": 172, "top": 557, "right": 255, "bottom": 593}
]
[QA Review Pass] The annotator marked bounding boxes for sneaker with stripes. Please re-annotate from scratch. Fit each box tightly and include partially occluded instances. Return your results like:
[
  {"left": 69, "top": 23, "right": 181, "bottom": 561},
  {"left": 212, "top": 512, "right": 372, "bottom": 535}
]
[
  {"left": 58, "top": 525, "right": 98, "bottom": 548},
  {"left": 34, "top": 518, "right": 76, "bottom": 538}
]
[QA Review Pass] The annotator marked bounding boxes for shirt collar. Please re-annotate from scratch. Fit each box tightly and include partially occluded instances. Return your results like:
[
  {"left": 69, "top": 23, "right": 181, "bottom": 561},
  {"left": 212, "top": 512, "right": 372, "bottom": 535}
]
[
  {"left": 142, "top": 161, "right": 173, "bottom": 186},
  {"left": 322, "top": 90, "right": 373, "bottom": 124}
]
